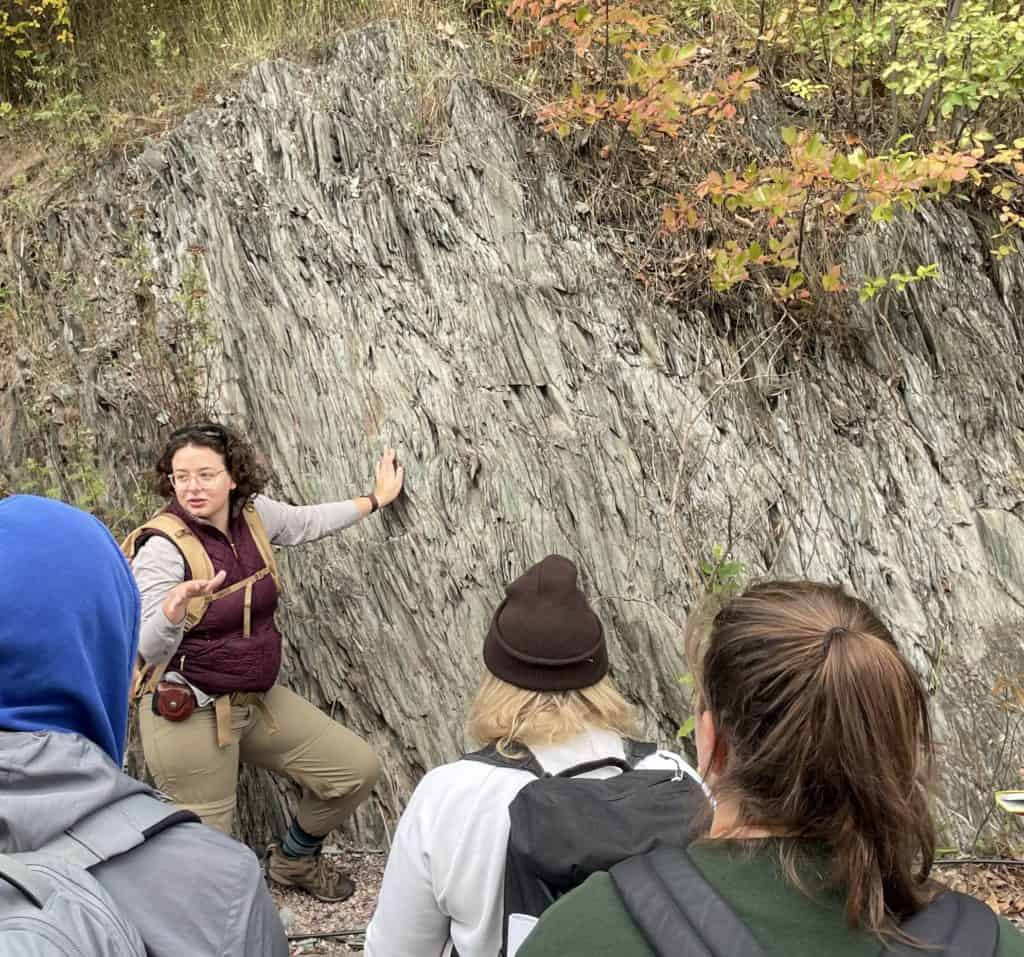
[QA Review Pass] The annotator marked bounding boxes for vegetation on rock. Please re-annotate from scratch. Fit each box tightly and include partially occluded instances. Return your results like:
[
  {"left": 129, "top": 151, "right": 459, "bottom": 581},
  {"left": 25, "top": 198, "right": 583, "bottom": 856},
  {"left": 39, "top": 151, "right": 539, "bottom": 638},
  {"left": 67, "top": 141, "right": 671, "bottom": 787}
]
[
  {"left": 498, "top": 0, "right": 1024, "bottom": 323},
  {"left": 3, "top": 0, "right": 1023, "bottom": 327}
]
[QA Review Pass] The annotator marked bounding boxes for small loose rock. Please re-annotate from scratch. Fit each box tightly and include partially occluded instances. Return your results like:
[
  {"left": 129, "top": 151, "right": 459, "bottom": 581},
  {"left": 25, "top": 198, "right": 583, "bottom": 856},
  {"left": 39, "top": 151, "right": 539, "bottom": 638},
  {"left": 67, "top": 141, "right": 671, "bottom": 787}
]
[{"left": 269, "top": 844, "right": 384, "bottom": 955}]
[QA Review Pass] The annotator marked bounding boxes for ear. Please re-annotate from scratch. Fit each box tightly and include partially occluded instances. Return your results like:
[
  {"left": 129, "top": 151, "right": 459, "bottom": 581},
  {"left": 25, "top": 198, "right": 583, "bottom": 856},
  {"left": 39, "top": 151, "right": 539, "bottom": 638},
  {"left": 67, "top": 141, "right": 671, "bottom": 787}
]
[{"left": 696, "top": 708, "right": 727, "bottom": 781}]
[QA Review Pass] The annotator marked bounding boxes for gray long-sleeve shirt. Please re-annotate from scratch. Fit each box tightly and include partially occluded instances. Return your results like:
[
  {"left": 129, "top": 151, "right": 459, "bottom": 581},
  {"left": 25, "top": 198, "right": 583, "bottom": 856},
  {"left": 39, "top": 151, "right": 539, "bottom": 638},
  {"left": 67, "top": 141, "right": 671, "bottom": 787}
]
[{"left": 131, "top": 494, "right": 361, "bottom": 665}]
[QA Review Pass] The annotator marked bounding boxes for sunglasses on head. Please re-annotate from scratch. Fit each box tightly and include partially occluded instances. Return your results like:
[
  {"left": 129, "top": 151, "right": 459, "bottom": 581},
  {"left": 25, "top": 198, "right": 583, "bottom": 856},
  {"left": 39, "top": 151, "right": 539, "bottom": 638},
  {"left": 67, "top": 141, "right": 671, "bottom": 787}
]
[{"left": 168, "top": 423, "right": 228, "bottom": 442}]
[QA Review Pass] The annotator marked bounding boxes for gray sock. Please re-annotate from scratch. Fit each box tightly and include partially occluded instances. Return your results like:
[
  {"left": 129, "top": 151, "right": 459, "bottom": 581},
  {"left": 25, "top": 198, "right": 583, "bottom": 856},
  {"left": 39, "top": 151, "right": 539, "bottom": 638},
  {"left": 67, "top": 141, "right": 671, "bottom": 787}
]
[{"left": 280, "top": 819, "right": 323, "bottom": 859}]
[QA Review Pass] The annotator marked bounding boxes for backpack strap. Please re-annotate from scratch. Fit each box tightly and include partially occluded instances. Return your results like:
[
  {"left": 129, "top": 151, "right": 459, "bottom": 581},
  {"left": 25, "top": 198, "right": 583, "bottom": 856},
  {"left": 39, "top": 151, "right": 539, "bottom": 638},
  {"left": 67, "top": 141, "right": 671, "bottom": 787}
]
[
  {"left": 554, "top": 737, "right": 658, "bottom": 778},
  {"left": 242, "top": 501, "right": 280, "bottom": 593},
  {"left": 462, "top": 744, "right": 547, "bottom": 779},
  {"left": 555, "top": 757, "right": 633, "bottom": 778},
  {"left": 121, "top": 512, "right": 216, "bottom": 631},
  {"left": 0, "top": 853, "right": 54, "bottom": 909},
  {"left": 27, "top": 792, "right": 200, "bottom": 872},
  {"left": 624, "top": 739, "right": 658, "bottom": 767},
  {"left": 613, "top": 847, "right": 1000, "bottom": 957},
  {"left": 883, "top": 891, "right": 999, "bottom": 957},
  {"left": 122, "top": 512, "right": 218, "bottom": 699},
  {"left": 463, "top": 740, "right": 657, "bottom": 780},
  {"left": 611, "top": 845, "right": 767, "bottom": 957}
]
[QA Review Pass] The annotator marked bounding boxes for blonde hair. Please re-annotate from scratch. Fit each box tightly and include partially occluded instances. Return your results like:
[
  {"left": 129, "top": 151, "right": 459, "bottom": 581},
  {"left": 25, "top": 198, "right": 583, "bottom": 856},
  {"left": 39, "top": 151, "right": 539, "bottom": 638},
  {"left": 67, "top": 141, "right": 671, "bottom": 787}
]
[{"left": 467, "top": 673, "right": 637, "bottom": 755}]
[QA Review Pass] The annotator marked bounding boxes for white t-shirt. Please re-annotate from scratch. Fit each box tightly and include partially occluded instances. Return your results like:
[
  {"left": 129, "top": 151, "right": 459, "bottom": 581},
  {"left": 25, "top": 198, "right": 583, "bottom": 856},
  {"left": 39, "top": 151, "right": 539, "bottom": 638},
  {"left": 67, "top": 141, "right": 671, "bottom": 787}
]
[{"left": 364, "top": 728, "right": 701, "bottom": 957}]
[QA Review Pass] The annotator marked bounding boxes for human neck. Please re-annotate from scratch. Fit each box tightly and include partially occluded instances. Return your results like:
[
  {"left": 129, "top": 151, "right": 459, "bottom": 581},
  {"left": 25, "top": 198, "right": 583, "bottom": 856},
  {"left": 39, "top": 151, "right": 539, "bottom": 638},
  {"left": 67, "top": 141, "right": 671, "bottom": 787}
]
[
  {"left": 708, "top": 800, "right": 791, "bottom": 840},
  {"left": 203, "top": 505, "right": 230, "bottom": 536},
  {"left": 208, "top": 508, "right": 230, "bottom": 535},
  {"left": 177, "top": 499, "right": 231, "bottom": 536}
]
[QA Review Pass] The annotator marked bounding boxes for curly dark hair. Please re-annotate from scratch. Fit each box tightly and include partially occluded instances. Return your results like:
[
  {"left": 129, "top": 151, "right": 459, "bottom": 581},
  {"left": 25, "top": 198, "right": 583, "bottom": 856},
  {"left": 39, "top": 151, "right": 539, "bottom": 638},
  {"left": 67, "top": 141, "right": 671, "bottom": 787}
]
[{"left": 154, "top": 422, "right": 271, "bottom": 505}]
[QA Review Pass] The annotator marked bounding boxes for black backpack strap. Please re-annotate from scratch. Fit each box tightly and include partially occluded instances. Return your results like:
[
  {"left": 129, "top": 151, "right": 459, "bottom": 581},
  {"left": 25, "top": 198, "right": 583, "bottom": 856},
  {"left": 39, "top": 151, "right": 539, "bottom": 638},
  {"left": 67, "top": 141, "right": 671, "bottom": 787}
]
[
  {"left": 462, "top": 744, "right": 547, "bottom": 779},
  {"left": 624, "top": 738, "right": 658, "bottom": 767},
  {"left": 883, "top": 891, "right": 999, "bottom": 957},
  {"left": 465, "top": 740, "right": 657, "bottom": 780},
  {"left": 556, "top": 738, "right": 656, "bottom": 777},
  {"left": 611, "top": 846, "right": 767, "bottom": 957},
  {"left": 555, "top": 757, "right": 634, "bottom": 778}
]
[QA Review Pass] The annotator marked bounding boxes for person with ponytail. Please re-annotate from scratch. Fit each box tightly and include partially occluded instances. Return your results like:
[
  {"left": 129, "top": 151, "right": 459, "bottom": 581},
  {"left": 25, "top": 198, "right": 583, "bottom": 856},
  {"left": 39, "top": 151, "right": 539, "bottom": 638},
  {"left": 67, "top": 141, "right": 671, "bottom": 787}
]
[{"left": 519, "top": 580, "right": 1024, "bottom": 957}]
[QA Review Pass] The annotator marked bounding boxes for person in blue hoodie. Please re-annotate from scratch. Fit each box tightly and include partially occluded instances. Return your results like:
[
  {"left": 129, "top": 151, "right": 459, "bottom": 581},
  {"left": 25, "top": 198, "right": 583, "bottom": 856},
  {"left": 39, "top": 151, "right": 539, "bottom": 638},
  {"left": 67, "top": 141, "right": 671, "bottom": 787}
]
[{"left": 0, "top": 495, "right": 288, "bottom": 957}]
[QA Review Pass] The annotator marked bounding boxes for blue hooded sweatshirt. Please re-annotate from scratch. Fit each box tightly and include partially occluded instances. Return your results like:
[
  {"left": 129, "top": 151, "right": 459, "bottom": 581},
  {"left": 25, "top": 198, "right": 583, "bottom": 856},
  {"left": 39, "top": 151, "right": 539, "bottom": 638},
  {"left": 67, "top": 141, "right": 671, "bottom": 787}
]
[{"left": 0, "top": 494, "right": 140, "bottom": 765}]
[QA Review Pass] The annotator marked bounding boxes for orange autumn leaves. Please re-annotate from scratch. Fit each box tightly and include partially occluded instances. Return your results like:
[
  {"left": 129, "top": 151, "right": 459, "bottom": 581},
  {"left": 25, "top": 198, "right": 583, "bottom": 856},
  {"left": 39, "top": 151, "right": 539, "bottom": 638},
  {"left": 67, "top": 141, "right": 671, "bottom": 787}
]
[{"left": 505, "top": 0, "right": 1024, "bottom": 305}]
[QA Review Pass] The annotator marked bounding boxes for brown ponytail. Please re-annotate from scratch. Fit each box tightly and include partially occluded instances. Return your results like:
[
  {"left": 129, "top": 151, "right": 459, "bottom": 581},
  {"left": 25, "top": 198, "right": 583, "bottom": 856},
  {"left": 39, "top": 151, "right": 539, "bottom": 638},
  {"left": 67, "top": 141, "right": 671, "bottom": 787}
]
[{"left": 688, "top": 580, "right": 936, "bottom": 933}]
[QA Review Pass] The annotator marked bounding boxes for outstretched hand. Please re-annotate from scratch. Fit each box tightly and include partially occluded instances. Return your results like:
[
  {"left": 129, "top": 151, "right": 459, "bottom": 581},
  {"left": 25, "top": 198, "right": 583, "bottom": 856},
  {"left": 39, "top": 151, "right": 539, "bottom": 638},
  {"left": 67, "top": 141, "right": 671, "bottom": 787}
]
[
  {"left": 372, "top": 448, "right": 405, "bottom": 507},
  {"left": 162, "top": 570, "right": 227, "bottom": 626}
]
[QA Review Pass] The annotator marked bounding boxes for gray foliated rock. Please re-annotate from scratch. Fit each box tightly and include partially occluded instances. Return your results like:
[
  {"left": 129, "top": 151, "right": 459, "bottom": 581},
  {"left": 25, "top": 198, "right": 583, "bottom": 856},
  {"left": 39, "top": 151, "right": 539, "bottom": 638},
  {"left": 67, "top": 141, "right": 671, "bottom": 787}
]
[{"left": 3, "top": 22, "right": 1022, "bottom": 852}]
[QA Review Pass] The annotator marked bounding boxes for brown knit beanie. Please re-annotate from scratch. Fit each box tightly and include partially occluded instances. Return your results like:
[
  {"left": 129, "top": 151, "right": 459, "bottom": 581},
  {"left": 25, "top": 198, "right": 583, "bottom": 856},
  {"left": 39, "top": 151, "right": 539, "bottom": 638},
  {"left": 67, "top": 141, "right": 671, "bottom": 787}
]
[{"left": 483, "top": 554, "right": 608, "bottom": 692}]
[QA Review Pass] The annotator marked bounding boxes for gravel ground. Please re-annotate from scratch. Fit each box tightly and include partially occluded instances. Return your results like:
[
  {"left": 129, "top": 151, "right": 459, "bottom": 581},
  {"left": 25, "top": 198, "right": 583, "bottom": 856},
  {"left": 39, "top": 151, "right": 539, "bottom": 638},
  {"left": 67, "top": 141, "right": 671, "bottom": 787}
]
[
  {"left": 935, "top": 860, "right": 1024, "bottom": 929},
  {"left": 270, "top": 845, "right": 385, "bottom": 956},
  {"left": 269, "top": 847, "right": 1024, "bottom": 953}
]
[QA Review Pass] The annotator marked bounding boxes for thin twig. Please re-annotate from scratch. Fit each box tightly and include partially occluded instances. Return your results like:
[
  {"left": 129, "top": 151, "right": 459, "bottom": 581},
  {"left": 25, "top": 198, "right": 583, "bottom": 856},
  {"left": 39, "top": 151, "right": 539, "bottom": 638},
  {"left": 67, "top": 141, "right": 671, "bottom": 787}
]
[
  {"left": 287, "top": 929, "right": 366, "bottom": 941},
  {"left": 969, "top": 709, "right": 1024, "bottom": 853},
  {"left": 602, "top": 0, "right": 611, "bottom": 87},
  {"left": 953, "top": 56, "right": 1024, "bottom": 143},
  {"left": 915, "top": 0, "right": 964, "bottom": 137},
  {"left": 935, "top": 858, "right": 1024, "bottom": 868}
]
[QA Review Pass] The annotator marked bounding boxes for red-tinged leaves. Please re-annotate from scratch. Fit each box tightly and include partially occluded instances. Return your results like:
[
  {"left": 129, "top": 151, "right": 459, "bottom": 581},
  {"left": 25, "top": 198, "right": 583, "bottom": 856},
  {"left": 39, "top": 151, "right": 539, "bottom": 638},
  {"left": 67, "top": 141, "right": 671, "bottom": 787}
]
[{"left": 510, "top": 0, "right": 1017, "bottom": 308}]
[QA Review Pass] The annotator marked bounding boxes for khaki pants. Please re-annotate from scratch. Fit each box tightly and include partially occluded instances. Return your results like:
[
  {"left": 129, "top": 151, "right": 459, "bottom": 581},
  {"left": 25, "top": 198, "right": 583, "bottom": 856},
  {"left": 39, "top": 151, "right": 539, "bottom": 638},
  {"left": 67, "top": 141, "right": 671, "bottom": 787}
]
[{"left": 139, "top": 684, "right": 379, "bottom": 837}]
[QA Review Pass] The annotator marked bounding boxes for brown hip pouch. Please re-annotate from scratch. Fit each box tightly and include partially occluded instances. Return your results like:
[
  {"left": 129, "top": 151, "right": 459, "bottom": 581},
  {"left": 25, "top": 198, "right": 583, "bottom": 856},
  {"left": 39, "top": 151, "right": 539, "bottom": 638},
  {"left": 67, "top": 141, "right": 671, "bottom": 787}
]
[{"left": 152, "top": 681, "right": 196, "bottom": 722}]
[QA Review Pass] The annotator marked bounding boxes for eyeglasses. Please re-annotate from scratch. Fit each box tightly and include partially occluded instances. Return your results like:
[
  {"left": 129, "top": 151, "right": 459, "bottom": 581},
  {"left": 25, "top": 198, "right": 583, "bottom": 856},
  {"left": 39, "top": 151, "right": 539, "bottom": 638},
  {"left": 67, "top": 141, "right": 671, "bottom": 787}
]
[{"left": 169, "top": 469, "right": 228, "bottom": 489}]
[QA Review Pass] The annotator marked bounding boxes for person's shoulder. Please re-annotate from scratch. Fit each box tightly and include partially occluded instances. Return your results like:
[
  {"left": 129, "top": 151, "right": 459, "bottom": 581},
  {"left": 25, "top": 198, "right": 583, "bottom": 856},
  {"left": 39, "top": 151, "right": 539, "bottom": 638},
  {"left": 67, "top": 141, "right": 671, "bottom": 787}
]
[
  {"left": 250, "top": 494, "right": 276, "bottom": 516},
  {"left": 133, "top": 532, "right": 181, "bottom": 555},
  {"left": 518, "top": 872, "right": 655, "bottom": 957},
  {"left": 130, "top": 525, "right": 186, "bottom": 571},
  {"left": 146, "top": 820, "right": 265, "bottom": 888},
  {"left": 413, "top": 756, "right": 535, "bottom": 803},
  {"left": 997, "top": 915, "right": 1024, "bottom": 956},
  {"left": 157, "top": 818, "right": 261, "bottom": 855},
  {"left": 249, "top": 494, "right": 294, "bottom": 532},
  {"left": 95, "top": 816, "right": 284, "bottom": 956}
]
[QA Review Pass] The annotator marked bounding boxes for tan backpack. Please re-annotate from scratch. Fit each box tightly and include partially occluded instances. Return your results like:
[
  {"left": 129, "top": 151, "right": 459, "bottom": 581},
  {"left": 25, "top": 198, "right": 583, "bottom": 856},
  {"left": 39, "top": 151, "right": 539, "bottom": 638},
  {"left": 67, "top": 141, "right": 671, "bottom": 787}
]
[{"left": 121, "top": 502, "right": 280, "bottom": 697}]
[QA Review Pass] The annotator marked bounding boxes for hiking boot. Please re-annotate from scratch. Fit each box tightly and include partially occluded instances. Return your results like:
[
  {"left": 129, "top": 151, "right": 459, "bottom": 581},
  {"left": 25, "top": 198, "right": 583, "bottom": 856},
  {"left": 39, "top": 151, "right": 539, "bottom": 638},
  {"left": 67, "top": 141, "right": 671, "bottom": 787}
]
[{"left": 265, "top": 843, "right": 356, "bottom": 903}]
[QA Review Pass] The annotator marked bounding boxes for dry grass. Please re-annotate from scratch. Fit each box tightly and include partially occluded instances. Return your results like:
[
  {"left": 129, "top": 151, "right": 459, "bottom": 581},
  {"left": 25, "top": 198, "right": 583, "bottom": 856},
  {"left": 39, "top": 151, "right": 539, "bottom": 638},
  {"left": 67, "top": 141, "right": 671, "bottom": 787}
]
[
  {"left": 0, "top": 0, "right": 481, "bottom": 206},
  {"left": 4, "top": 0, "right": 1023, "bottom": 337}
]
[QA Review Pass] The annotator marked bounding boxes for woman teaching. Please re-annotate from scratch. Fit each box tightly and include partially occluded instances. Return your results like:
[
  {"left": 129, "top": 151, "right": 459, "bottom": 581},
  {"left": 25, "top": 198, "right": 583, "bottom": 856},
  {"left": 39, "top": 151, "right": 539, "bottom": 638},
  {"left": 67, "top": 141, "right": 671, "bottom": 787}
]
[{"left": 125, "top": 421, "right": 403, "bottom": 903}]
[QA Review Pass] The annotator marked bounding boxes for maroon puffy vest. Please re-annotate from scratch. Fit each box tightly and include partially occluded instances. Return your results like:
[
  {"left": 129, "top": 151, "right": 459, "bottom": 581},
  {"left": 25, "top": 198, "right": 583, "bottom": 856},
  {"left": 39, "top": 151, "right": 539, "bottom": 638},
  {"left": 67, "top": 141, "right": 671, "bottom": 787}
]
[{"left": 140, "top": 499, "right": 282, "bottom": 694}]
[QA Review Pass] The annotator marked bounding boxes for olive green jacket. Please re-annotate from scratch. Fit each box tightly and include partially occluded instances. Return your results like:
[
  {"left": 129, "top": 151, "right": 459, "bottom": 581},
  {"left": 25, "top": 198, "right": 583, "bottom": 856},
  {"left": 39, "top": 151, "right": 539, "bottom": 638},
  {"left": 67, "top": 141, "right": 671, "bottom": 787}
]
[{"left": 519, "top": 840, "right": 1024, "bottom": 957}]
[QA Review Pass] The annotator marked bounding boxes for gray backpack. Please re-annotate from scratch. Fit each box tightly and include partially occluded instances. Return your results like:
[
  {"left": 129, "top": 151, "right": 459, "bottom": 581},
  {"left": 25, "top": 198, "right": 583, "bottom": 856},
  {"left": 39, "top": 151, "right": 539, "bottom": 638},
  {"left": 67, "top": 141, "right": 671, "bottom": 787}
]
[{"left": 0, "top": 792, "right": 198, "bottom": 956}]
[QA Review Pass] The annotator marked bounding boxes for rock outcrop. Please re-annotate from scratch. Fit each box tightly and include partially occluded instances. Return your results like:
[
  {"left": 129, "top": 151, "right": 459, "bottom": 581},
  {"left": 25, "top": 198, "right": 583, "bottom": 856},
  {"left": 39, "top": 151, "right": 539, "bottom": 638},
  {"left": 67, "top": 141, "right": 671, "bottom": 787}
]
[{"left": 3, "top": 22, "right": 1023, "bottom": 850}]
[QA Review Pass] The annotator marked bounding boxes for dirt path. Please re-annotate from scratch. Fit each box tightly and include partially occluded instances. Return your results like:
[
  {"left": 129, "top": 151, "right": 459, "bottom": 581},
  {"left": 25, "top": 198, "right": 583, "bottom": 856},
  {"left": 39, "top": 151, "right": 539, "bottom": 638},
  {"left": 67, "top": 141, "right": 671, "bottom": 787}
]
[
  {"left": 270, "top": 850, "right": 1024, "bottom": 954},
  {"left": 271, "top": 846, "right": 384, "bottom": 956}
]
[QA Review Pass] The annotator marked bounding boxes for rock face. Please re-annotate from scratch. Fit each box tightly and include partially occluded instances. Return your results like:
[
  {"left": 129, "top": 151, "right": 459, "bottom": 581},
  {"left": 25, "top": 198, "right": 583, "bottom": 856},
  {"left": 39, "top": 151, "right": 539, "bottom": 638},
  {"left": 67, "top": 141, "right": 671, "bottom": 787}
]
[{"left": 3, "top": 22, "right": 1023, "bottom": 850}]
